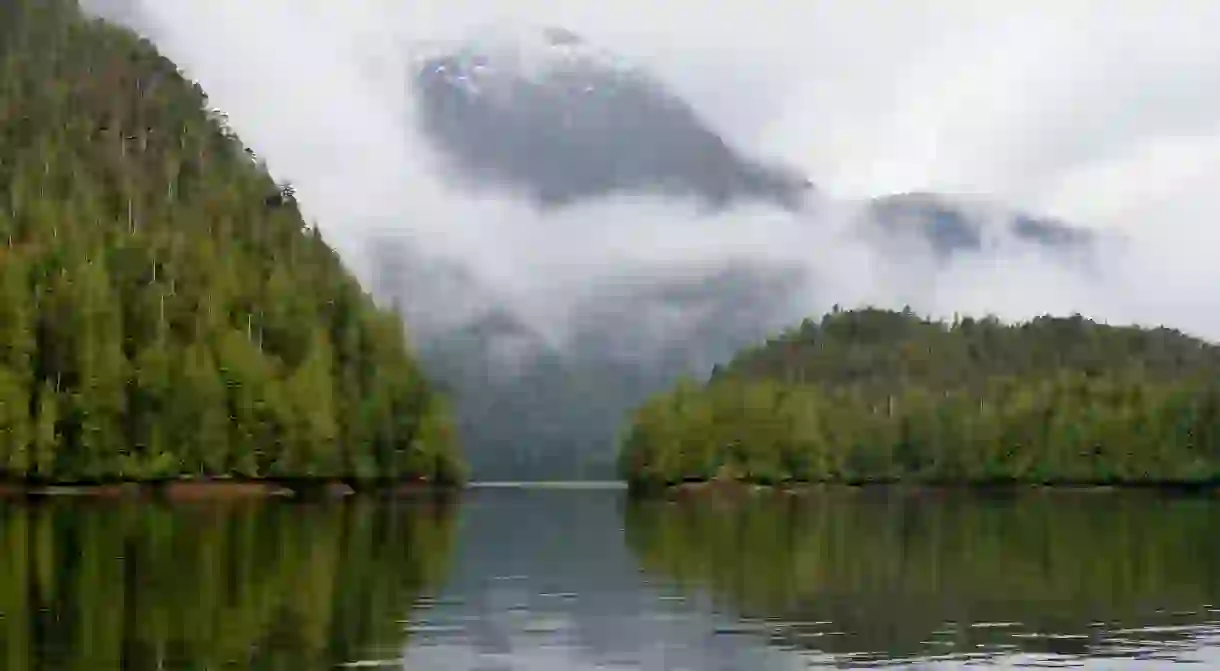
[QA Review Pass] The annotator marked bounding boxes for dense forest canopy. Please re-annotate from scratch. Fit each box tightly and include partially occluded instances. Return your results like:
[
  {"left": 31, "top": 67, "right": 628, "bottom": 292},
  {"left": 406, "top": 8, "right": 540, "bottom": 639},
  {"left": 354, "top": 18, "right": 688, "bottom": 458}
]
[
  {"left": 619, "top": 307, "right": 1220, "bottom": 487},
  {"left": 0, "top": 0, "right": 465, "bottom": 484}
]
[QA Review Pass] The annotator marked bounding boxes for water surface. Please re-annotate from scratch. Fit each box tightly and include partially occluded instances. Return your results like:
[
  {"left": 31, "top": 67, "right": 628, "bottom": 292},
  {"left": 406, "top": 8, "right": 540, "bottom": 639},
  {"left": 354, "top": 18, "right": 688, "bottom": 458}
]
[
  {"left": 0, "top": 496, "right": 455, "bottom": 669},
  {"left": 2, "top": 488, "right": 1220, "bottom": 669}
]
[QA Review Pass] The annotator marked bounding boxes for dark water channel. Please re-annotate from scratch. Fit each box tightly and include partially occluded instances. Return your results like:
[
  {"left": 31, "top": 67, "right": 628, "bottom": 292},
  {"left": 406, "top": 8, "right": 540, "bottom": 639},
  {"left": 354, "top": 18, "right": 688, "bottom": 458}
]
[{"left": 2, "top": 487, "right": 1220, "bottom": 669}]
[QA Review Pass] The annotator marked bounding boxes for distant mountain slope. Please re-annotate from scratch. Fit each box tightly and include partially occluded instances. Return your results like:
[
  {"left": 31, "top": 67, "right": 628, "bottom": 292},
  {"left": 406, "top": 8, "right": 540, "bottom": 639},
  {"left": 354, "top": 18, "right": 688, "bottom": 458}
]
[
  {"left": 0, "top": 0, "right": 464, "bottom": 484},
  {"left": 410, "top": 28, "right": 1096, "bottom": 254},
  {"left": 863, "top": 192, "right": 1096, "bottom": 259},
  {"left": 412, "top": 28, "right": 815, "bottom": 211},
  {"left": 393, "top": 27, "right": 1109, "bottom": 479},
  {"left": 402, "top": 260, "right": 808, "bottom": 479},
  {"left": 399, "top": 28, "right": 1106, "bottom": 479}
]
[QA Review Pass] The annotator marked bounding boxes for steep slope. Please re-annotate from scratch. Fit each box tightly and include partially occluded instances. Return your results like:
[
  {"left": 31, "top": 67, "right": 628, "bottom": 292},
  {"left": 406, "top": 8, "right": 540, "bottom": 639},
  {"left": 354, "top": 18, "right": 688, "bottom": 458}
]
[
  {"left": 620, "top": 308, "right": 1220, "bottom": 487},
  {"left": 0, "top": 0, "right": 464, "bottom": 484}
]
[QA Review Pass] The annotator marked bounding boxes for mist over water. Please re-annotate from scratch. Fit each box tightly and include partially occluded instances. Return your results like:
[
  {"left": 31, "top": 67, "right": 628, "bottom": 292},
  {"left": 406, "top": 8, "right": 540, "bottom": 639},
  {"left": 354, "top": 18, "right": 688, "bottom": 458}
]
[{"left": 85, "top": 0, "right": 1220, "bottom": 475}]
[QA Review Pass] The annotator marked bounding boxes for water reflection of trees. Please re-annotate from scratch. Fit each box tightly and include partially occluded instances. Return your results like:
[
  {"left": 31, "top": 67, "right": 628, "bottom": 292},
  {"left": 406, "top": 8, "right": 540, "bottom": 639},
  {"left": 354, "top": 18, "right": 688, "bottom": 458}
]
[
  {"left": 624, "top": 490, "right": 1220, "bottom": 663},
  {"left": 0, "top": 497, "right": 457, "bottom": 670}
]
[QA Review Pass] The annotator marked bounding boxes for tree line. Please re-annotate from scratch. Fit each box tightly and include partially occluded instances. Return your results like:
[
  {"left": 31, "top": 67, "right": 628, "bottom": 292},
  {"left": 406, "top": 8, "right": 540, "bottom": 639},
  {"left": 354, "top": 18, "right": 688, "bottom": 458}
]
[
  {"left": 0, "top": 0, "right": 465, "bottom": 484},
  {"left": 618, "top": 307, "right": 1220, "bottom": 487}
]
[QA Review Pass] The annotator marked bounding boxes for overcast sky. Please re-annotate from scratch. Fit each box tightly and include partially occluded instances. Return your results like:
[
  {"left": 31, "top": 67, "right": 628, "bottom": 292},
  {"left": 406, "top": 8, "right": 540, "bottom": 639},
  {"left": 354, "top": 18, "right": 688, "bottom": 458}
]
[{"left": 99, "top": 0, "right": 1220, "bottom": 340}]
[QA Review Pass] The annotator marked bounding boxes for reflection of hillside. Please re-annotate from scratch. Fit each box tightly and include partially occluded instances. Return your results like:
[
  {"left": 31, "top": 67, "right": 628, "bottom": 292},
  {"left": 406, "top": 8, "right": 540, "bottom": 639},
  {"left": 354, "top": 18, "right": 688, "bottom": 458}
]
[
  {"left": 0, "top": 498, "right": 457, "bottom": 669},
  {"left": 624, "top": 491, "right": 1220, "bottom": 663}
]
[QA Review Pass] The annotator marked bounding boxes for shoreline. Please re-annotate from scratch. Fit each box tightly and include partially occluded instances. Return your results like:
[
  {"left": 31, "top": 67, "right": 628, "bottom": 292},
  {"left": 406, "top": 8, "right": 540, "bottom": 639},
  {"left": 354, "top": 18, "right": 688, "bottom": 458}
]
[
  {"left": 0, "top": 478, "right": 463, "bottom": 501},
  {"left": 8, "top": 478, "right": 1217, "bottom": 501},
  {"left": 629, "top": 478, "right": 1220, "bottom": 498}
]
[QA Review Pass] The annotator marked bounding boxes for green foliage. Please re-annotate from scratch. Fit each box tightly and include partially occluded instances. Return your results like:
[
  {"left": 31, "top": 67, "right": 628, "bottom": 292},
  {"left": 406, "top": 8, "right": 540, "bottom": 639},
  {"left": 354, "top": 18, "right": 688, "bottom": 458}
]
[
  {"left": 0, "top": 0, "right": 463, "bottom": 483},
  {"left": 619, "top": 308, "right": 1220, "bottom": 486}
]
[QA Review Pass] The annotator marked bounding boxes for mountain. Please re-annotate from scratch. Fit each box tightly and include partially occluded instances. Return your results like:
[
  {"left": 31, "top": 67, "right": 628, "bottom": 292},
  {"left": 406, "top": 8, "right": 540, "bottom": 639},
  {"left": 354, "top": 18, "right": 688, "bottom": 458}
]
[
  {"left": 371, "top": 240, "right": 810, "bottom": 480},
  {"left": 0, "top": 0, "right": 464, "bottom": 484},
  {"left": 399, "top": 28, "right": 1103, "bottom": 479},
  {"left": 412, "top": 27, "right": 815, "bottom": 211},
  {"left": 410, "top": 28, "right": 1095, "bottom": 255},
  {"left": 862, "top": 192, "right": 1096, "bottom": 260},
  {"left": 57, "top": 9, "right": 1105, "bottom": 481}
]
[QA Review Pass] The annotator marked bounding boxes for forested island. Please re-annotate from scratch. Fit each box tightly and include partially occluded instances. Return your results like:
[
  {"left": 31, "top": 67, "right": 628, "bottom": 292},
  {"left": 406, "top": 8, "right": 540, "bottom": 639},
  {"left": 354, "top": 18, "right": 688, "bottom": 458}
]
[
  {"left": 0, "top": 1, "right": 465, "bottom": 487},
  {"left": 618, "top": 307, "right": 1220, "bottom": 489}
]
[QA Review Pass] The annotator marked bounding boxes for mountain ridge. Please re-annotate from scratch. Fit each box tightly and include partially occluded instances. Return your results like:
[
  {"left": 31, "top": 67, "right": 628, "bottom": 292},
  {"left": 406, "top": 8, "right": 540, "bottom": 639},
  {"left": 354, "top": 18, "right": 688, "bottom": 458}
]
[
  {"left": 411, "top": 26, "right": 816, "bottom": 212},
  {"left": 396, "top": 25, "right": 1112, "bottom": 479},
  {"left": 409, "top": 26, "right": 1100, "bottom": 255}
]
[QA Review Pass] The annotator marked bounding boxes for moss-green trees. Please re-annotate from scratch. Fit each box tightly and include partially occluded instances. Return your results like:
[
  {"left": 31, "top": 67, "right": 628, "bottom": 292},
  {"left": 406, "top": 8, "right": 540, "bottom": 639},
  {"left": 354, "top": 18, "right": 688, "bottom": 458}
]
[
  {"left": 619, "top": 309, "right": 1220, "bottom": 487},
  {"left": 0, "top": 0, "right": 464, "bottom": 484}
]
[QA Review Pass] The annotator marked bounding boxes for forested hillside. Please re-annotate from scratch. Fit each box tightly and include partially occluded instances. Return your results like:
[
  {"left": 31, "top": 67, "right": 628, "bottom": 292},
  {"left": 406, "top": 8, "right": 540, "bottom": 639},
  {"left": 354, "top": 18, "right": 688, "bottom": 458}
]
[
  {"left": 619, "top": 307, "right": 1220, "bottom": 488},
  {"left": 0, "top": 0, "right": 465, "bottom": 484}
]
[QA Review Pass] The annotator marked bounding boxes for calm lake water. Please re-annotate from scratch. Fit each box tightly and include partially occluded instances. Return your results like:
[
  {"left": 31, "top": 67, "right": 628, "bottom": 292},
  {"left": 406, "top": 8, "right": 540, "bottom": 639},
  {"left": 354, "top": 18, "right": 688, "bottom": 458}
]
[{"left": 2, "top": 487, "right": 1220, "bottom": 669}]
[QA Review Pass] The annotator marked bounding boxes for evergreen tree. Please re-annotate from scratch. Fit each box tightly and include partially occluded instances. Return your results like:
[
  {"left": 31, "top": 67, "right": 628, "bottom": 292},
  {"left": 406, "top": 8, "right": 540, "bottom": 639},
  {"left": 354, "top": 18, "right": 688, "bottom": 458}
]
[
  {"left": 620, "top": 308, "right": 1220, "bottom": 488},
  {"left": 0, "top": 0, "right": 464, "bottom": 484}
]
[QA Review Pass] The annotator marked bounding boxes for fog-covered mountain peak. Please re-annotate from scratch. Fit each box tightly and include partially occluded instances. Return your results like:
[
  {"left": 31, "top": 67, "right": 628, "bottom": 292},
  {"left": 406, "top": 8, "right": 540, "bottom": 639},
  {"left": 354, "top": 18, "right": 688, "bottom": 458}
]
[
  {"left": 410, "top": 26, "right": 815, "bottom": 211},
  {"left": 862, "top": 191, "right": 1098, "bottom": 260}
]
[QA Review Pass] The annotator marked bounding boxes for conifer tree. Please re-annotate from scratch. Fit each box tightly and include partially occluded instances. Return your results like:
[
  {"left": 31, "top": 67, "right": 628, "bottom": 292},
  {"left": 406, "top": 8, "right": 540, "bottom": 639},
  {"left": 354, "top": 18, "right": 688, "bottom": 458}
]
[
  {"left": 0, "top": 0, "right": 464, "bottom": 484},
  {"left": 620, "top": 308, "right": 1220, "bottom": 488}
]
